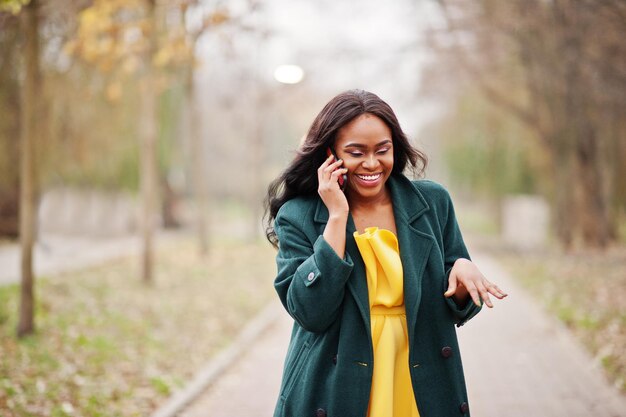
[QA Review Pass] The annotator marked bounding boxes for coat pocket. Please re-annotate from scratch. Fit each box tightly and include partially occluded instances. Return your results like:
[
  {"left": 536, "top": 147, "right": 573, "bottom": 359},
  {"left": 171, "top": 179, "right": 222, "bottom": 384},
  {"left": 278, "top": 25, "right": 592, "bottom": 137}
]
[{"left": 280, "top": 339, "right": 312, "bottom": 401}]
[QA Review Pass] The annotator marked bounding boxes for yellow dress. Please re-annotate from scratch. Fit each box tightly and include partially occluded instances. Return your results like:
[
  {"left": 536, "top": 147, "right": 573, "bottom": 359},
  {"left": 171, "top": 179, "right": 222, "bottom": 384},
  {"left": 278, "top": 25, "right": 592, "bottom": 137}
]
[{"left": 354, "top": 227, "right": 420, "bottom": 417}]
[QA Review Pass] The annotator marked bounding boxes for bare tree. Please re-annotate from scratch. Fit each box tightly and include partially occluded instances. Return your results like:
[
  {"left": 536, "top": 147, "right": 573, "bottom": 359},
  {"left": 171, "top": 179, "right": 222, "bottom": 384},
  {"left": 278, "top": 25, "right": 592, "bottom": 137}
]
[
  {"left": 428, "top": 0, "right": 625, "bottom": 249},
  {"left": 17, "top": 0, "right": 41, "bottom": 337},
  {"left": 138, "top": 0, "right": 159, "bottom": 284}
]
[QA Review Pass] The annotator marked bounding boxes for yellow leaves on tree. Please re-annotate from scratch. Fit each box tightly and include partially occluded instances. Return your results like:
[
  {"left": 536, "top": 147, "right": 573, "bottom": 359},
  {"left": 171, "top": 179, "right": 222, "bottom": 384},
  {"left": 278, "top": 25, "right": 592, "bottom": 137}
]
[
  {"left": 0, "top": 0, "right": 30, "bottom": 14},
  {"left": 64, "top": 0, "right": 201, "bottom": 103},
  {"left": 153, "top": 31, "right": 193, "bottom": 69},
  {"left": 207, "top": 9, "right": 229, "bottom": 27},
  {"left": 66, "top": 0, "right": 143, "bottom": 68}
]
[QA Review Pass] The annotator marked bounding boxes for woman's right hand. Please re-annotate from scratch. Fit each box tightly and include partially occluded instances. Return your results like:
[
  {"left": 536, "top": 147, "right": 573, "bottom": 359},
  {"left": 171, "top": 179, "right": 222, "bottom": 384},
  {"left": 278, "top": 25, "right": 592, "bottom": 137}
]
[{"left": 317, "top": 154, "right": 349, "bottom": 217}]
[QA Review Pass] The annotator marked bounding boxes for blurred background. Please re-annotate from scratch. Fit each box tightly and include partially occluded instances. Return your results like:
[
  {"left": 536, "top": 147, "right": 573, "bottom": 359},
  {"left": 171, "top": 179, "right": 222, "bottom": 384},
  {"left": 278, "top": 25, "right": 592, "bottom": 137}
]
[{"left": 0, "top": 0, "right": 624, "bottom": 416}]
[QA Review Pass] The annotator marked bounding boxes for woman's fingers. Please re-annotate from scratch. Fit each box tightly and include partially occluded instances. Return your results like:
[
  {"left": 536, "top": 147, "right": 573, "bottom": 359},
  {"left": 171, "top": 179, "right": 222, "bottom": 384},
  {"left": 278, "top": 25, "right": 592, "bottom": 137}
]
[
  {"left": 493, "top": 284, "right": 508, "bottom": 298},
  {"left": 319, "top": 157, "right": 343, "bottom": 177},
  {"left": 485, "top": 281, "right": 508, "bottom": 299},
  {"left": 465, "top": 282, "right": 482, "bottom": 307},
  {"left": 450, "top": 259, "right": 507, "bottom": 308},
  {"left": 319, "top": 159, "right": 345, "bottom": 192},
  {"left": 323, "top": 159, "right": 344, "bottom": 175},
  {"left": 317, "top": 154, "right": 350, "bottom": 215},
  {"left": 319, "top": 153, "right": 334, "bottom": 169},
  {"left": 330, "top": 168, "right": 348, "bottom": 180},
  {"left": 444, "top": 273, "right": 458, "bottom": 297},
  {"left": 476, "top": 281, "right": 494, "bottom": 308}
]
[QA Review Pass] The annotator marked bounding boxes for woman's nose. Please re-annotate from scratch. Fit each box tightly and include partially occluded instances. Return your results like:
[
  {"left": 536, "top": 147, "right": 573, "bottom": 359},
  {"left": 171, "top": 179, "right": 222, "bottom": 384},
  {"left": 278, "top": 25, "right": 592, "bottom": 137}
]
[{"left": 362, "top": 154, "right": 380, "bottom": 169}]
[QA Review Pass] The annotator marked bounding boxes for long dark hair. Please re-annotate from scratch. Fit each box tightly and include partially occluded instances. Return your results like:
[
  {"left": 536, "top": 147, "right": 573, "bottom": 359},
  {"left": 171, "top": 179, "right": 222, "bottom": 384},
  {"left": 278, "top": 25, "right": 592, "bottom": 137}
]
[{"left": 264, "top": 89, "right": 428, "bottom": 248}]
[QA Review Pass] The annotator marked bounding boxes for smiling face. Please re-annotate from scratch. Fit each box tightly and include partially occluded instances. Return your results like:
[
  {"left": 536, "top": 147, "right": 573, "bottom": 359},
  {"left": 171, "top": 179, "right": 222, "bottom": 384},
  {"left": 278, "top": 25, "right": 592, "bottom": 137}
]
[{"left": 334, "top": 113, "right": 394, "bottom": 203}]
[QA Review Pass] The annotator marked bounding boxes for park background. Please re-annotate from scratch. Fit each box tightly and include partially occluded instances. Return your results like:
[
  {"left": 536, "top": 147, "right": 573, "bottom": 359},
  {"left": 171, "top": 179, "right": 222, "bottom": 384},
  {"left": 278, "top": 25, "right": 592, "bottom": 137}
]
[{"left": 0, "top": 0, "right": 625, "bottom": 416}]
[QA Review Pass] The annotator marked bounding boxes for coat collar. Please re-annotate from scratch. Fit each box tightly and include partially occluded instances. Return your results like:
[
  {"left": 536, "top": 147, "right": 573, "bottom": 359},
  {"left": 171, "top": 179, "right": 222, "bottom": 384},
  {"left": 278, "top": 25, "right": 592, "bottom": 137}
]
[{"left": 312, "top": 174, "right": 434, "bottom": 347}]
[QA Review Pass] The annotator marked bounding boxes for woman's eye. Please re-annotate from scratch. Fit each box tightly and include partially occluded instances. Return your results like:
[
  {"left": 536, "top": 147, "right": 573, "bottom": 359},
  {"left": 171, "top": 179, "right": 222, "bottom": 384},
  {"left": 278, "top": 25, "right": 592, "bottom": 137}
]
[{"left": 345, "top": 148, "right": 389, "bottom": 157}]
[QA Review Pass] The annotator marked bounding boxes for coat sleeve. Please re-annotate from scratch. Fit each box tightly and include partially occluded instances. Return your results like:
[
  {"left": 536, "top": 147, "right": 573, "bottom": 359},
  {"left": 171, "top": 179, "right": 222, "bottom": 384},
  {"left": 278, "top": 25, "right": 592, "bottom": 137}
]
[
  {"left": 440, "top": 189, "right": 482, "bottom": 327},
  {"left": 273, "top": 208, "right": 354, "bottom": 333}
]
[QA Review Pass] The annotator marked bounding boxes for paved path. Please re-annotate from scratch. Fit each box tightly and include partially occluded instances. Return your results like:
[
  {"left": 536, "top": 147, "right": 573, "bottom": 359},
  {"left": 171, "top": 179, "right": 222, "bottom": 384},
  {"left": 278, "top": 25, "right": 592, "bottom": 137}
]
[
  {"left": 461, "top": 253, "right": 625, "bottom": 417},
  {"left": 180, "top": 251, "right": 626, "bottom": 417},
  {"left": 0, "top": 231, "right": 184, "bottom": 286},
  {"left": 180, "top": 303, "right": 289, "bottom": 417}
]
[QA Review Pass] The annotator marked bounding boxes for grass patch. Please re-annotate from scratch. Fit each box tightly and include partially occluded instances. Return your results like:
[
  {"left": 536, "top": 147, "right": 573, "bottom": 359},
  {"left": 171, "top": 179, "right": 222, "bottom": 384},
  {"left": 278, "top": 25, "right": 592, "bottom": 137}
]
[
  {"left": 0, "top": 238, "right": 277, "bottom": 416},
  {"left": 474, "top": 238, "right": 626, "bottom": 393}
]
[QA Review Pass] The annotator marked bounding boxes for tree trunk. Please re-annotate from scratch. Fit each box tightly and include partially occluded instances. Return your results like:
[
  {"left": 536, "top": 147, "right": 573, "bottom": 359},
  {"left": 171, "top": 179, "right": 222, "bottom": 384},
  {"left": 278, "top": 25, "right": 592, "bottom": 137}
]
[
  {"left": 139, "top": 0, "right": 159, "bottom": 284},
  {"left": 17, "top": 0, "right": 40, "bottom": 338},
  {"left": 186, "top": 65, "right": 209, "bottom": 256},
  {"left": 249, "top": 92, "right": 264, "bottom": 241},
  {"left": 574, "top": 127, "right": 611, "bottom": 248},
  {"left": 561, "top": 6, "right": 611, "bottom": 249},
  {"left": 552, "top": 144, "right": 575, "bottom": 250},
  {"left": 607, "top": 104, "right": 625, "bottom": 241}
]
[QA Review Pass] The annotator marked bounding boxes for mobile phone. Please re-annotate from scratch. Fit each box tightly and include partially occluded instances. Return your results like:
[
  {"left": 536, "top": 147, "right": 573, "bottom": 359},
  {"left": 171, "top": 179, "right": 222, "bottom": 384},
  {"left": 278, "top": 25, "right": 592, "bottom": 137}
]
[{"left": 326, "top": 148, "right": 347, "bottom": 191}]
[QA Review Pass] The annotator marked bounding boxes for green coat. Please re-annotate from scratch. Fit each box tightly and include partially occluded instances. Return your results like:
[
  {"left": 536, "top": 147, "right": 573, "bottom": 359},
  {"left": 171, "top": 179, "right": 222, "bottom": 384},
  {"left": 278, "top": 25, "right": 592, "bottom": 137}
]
[{"left": 272, "top": 174, "right": 482, "bottom": 417}]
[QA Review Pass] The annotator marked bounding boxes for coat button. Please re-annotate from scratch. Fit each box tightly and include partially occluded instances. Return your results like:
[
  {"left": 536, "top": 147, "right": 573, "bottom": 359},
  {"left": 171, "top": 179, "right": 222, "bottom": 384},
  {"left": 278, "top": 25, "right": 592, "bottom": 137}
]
[
  {"left": 441, "top": 346, "right": 453, "bottom": 358},
  {"left": 332, "top": 354, "right": 337, "bottom": 365},
  {"left": 316, "top": 408, "right": 327, "bottom": 417},
  {"left": 459, "top": 402, "right": 469, "bottom": 414},
  {"left": 307, "top": 272, "right": 315, "bottom": 281}
]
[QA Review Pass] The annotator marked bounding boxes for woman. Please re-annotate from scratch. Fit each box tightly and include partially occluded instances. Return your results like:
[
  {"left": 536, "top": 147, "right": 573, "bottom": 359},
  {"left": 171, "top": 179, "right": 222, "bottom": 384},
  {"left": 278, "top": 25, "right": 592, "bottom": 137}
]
[{"left": 264, "top": 90, "right": 507, "bottom": 417}]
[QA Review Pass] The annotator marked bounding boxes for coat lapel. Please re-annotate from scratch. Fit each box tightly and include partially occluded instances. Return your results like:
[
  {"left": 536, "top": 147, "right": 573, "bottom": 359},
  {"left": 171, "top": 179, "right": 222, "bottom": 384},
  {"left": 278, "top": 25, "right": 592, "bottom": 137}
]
[
  {"left": 343, "top": 215, "right": 370, "bottom": 332},
  {"left": 388, "top": 175, "right": 434, "bottom": 343},
  {"left": 312, "top": 175, "right": 434, "bottom": 343}
]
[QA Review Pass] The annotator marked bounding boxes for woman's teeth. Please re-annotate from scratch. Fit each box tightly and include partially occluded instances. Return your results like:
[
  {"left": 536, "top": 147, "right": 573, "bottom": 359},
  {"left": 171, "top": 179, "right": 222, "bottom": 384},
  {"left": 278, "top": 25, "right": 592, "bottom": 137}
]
[{"left": 357, "top": 173, "right": 381, "bottom": 181}]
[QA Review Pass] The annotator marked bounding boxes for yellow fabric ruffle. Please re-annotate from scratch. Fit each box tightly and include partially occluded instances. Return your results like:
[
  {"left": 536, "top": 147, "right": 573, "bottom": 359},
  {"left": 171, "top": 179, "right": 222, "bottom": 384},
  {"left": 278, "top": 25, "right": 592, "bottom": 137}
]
[{"left": 354, "top": 227, "right": 420, "bottom": 417}]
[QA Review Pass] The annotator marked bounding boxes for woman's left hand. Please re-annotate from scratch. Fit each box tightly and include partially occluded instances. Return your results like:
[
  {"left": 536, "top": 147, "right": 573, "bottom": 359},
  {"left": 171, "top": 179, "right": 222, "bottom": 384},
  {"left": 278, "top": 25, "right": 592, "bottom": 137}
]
[{"left": 444, "top": 258, "right": 507, "bottom": 308}]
